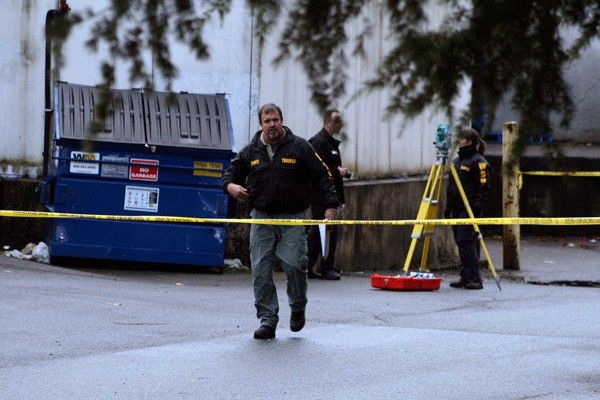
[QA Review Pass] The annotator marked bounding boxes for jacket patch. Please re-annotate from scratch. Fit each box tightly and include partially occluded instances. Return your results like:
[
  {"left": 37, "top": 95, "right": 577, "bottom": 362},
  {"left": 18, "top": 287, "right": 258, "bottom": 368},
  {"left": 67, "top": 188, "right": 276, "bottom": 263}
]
[
  {"left": 282, "top": 158, "right": 297, "bottom": 164},
  {"left": 460, "top": 165, "right": 471, "bottom": 172},
  {"left": 250, "top": 159, "right": 260, "bottom": 166},
  {"left": 478, "top": 162, "right": 487, "bottom": 184}
]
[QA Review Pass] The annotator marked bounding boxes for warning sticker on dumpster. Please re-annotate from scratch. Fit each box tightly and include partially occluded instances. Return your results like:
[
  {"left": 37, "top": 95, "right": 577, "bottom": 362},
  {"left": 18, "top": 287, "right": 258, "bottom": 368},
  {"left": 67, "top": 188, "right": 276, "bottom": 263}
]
[
  {"left": 124, "top": 186, "right": 159, "bottom": 212},
  {"left": 70, "top": 151, "right": 100, "bottom": 175},
  {"left": 101, "top": 155, "right": 129, "bottom": 179},
  {"left": 129, "top": 159, "right": 159, "bottom": 181},
  {"left": 193, "top": 161, "right": 223, "bottom": 177}
]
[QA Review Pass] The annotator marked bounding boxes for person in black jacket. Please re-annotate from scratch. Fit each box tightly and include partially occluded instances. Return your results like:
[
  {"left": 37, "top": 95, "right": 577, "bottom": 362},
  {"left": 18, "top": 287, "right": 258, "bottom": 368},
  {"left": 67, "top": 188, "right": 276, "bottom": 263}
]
[
  {"left": 222, "top": 103, "right": 339, "bottom": 339},
  {"left": 307, "top": 110, "right": 349, "bottom": 280},
  {"left": 444, "top": 128, "right": 490, "bottom": 290}
]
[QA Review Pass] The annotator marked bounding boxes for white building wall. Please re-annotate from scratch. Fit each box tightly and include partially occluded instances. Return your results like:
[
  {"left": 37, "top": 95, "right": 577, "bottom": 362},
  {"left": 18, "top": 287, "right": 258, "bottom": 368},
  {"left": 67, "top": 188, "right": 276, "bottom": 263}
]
[
  {"left": 0, "top": 0, "right": 55, "bottom": 177},
  {"left": 565, "top": 43, "right": 600, "bottom": 141},
  {"left": 1, "top": 1, "right": 598, "bottom": 179},
  {"left": 0, "top": 0, "right": 256, "bottom": 179},
  {"left": 492, "top": 35, "right": 600, "bottom": 142},
  {"left": 258, "top": 1, "right": 458, "bottom": 178},
  {"left": 59, "top": 0, "right": 256, "bottom": 153}
]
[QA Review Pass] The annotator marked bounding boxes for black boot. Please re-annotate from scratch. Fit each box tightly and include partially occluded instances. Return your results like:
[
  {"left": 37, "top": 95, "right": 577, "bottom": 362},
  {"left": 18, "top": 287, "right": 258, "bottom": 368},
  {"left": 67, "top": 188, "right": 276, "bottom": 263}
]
[
  {"left": 290, "top": 311, "right": 305, "bottom": 332},
  {"left": 320, "top": 271, "right": 340, "bottom": 280},
  {"left": 307, "top": 269, "right": 320, "bottom": 279},
  {"left": 449, "top": 279, "right": 467, "bottom": 288},
  {"left": 464, "top": 281, "right": 483, "bottom": 290},
  {"left": 253, "top": 325, "right": 276, "bottom": 339}
]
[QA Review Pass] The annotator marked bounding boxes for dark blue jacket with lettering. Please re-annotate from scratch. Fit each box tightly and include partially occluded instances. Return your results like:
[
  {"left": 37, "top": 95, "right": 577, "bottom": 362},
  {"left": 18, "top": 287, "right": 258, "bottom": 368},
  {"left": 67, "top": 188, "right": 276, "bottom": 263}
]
[
  {"left": 309, "top": 128, "right": 345, "bottom": 205},
  {"left": 222, "top": 127, "right": 339, "bottom": 214},
  {"left": 446, "top": 143, "right": 491, "bottom": 215}
]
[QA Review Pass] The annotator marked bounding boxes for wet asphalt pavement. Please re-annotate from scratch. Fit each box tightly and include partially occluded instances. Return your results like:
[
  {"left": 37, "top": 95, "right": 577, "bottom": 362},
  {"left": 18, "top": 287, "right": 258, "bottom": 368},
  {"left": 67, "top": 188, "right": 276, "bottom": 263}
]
[{"left": 1, "top": 237, "right": 599, "bottom": 399}]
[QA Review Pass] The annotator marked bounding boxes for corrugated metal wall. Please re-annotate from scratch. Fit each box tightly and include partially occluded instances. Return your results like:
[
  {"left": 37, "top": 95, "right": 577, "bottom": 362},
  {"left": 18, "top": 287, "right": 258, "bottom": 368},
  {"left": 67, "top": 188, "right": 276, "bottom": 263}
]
[
  {"left": 0, "top": 0, "right": 54, "bottom": 177},
  {"left": 0, "top": 0, "right": 255, "bottom": 179},
  {"left": 1, "top": 1, "right": 598, "bottom": 180},
  {"left": 258, "top": 2, "right": 457, "bottom": 178}
]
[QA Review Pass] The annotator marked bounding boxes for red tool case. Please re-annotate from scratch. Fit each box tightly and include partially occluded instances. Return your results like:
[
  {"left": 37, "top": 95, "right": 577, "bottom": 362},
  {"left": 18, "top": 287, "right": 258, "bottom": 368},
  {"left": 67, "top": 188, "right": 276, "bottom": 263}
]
[{"left": 371, "top": 273, "right": 441, "bottom": 291}]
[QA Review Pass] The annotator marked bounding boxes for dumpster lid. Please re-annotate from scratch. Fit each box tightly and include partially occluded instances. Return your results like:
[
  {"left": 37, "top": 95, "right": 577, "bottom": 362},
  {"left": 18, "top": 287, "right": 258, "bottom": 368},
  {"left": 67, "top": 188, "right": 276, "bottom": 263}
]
[
  {"left": 55, "top": 82, "right": 145, "bottom": 144},
  {"left": 54, "top": 82, "right": 233, "bottom": 151},
  {"left": 144, "top": 91, "right": 232, "bottom": 150}
]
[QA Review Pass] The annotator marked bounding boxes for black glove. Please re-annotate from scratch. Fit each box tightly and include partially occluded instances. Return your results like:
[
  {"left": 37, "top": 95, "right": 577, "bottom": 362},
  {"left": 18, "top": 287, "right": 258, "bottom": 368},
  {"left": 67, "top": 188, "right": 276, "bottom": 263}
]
[
  {"left": 472, "top": 207, "right": 482, "bottom": 217},
  {"left": 444, "top": 208, "right": 451, "bottom": 219}
]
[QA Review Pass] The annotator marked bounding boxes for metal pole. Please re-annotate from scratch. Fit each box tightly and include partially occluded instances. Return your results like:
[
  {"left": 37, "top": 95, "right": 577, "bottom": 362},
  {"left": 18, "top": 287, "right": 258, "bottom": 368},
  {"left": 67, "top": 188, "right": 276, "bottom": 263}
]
[{"left": 502, "top": 121, "right": 520, "bottom": 270}]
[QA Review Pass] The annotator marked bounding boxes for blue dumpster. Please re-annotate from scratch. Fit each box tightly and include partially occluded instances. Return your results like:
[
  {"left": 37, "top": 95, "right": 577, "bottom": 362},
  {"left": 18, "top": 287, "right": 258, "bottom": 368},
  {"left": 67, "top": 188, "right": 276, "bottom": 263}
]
[{"left": 40, "top": 82, "right": 235, "bottom": 268}]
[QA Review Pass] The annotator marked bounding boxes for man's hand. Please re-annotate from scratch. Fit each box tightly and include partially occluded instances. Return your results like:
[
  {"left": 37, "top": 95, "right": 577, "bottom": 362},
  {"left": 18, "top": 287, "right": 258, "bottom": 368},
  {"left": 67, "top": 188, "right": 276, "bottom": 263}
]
[
  {"left": 338, "top": 166, "right": 352, "bottom": 178},
  {"left": 324, "top": 208, "right": 337, "bottom": 220},
  {"left": 226, "top": 183, "right": 249, "bottom": 201}
]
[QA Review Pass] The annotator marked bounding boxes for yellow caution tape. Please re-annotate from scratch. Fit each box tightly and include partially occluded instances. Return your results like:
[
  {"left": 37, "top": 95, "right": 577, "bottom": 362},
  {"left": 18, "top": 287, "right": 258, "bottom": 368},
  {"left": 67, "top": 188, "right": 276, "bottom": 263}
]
[
  {"left": 517, "top": 170, "right": 600, "bottom": 189},
  {"left": 517, "top": 171, "right": 600, "bottom": 177},
  {"left": 1, "top": 210, "right": 599, "bottom": 226}
]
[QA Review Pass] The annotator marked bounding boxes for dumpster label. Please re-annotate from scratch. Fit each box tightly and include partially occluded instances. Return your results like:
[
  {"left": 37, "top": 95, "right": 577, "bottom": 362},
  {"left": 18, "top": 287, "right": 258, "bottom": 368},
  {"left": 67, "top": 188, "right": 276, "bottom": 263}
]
[
  {"left": 101, "top": 156, "right": 129, "bottom": 178},
  {"left": 130, "top": 159, "right": 159, "bottom": 181},
  {"left": 70, "top": 151, "right": 100, "bottom": 174},
  {"left": 124, "top": 186, "right": 159, "bottom": 212},
  {"left": 193, "top": 161, "right": 223, "bottom": 178}
]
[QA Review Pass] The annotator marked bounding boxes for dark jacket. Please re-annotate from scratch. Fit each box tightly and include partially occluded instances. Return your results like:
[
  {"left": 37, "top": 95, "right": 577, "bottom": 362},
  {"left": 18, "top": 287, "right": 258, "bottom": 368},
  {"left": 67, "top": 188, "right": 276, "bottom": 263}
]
[
  {"left": 446, "top": 143, "right": 490, "bottom": 215},
  {"left": 222, "top": 127, "right": 339, "bottom": 214},
  {"left": 309, "top": 128, "right": 345, "bottom": 204}
]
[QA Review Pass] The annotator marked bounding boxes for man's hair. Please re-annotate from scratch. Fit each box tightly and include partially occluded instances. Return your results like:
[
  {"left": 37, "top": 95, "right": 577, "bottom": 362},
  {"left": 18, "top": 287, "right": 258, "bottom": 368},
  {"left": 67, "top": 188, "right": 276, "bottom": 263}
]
[
  {"left": 323, "top": 109, "right": 341, "bottom": 124},
  {"left": 258, "top": 103, "right": 283, "bottom": 123},
  {"left": 459, "top": 128, "right": 486, "bottom": 155}
]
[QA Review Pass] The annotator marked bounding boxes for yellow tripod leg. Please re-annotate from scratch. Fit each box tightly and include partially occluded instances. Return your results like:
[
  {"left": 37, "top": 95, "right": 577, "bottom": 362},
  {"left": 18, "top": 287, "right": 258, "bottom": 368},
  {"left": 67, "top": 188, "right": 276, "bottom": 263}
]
[
  {"left": 419, "top": 163, "right": 446, "bottom": 270},
  {"left": 403, "top": 163, "right": 444, "bottom": 275},
  {"left": 419, "top": 236, "right": 432, "bottom": 271},
  {"left": 449, "top": 165, "right": 501, "bottom": 291},
  {"left": 402, "top": 238, "right": 420, "bottom": 275}
]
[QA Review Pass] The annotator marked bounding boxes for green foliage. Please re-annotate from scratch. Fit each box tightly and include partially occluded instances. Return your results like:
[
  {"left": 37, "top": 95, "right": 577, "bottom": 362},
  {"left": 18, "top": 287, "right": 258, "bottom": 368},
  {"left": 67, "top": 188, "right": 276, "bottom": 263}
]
[
  {"left": 273, "top": 0, "right": 370, "bottom": 111},
  {"left": 47, "top": 0, "right": 600, "bottom": 157},
  {"left": 367, "top": 0, "right": 599, "bottom": 163}
]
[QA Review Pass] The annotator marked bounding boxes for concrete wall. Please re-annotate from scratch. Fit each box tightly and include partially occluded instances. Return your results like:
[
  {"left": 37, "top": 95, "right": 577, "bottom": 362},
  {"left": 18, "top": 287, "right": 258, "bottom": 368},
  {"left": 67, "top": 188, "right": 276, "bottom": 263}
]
[
  {"left": 225, "top": 176, "right": 460, "bottom": 272},
  {"left": 336, "top": 177, "right": 458, "bottom": 272},
  {"left": 0, "top": 179, "right": 46, "bottom": 249},
  {"left": 484, "top": 145, "right": 600, "bottom": 237}
]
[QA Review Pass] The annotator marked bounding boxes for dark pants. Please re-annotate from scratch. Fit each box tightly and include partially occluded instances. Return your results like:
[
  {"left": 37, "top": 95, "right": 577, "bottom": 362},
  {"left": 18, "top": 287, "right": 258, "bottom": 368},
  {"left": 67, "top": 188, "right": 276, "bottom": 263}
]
[
  {"left": 307, "top": 207, "right": 338, "bottom": 273},
  {"left": 451, "top": 208, "right": 482, "bottom": 284},
  {"left": 250, "top": 209, "right": 308, "bottom": 329}
]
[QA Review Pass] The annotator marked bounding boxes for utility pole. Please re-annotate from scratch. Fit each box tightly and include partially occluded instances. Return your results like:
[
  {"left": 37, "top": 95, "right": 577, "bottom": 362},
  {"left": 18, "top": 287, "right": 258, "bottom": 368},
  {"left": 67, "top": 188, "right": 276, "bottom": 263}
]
[{"left": 502, "top": 121, "right": 520, "bottom": 270}]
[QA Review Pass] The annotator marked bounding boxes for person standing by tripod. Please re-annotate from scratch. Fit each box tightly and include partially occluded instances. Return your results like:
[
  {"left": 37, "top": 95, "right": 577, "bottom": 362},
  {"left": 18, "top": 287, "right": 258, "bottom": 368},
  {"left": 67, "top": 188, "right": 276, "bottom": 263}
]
[{"left": 445, "top": 128, "right": 490, "bottom": 290}]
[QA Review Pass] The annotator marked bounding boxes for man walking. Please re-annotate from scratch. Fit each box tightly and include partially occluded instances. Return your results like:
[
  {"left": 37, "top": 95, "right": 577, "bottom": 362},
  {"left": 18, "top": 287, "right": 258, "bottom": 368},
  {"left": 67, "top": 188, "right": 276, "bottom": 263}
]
[
  {"left": 307, "top": 109, "right": 349, "bottom": 280},
  {"left": 222, "top": 103, "right": 339, "bottom": 339}
]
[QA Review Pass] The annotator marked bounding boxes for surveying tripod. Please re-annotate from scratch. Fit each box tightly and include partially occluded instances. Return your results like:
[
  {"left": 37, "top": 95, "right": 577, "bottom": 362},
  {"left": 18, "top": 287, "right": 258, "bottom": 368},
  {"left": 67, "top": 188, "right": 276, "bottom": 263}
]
[{"left": 401, "top": 124, "right": 501, "bottom": 291}]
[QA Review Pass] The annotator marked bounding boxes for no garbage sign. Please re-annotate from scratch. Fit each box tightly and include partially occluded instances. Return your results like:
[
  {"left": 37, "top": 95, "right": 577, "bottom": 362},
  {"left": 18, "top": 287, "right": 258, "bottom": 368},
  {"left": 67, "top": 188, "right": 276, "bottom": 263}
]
[{"left": 129, "top": 158, "right": 159, "bottom": 181}]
